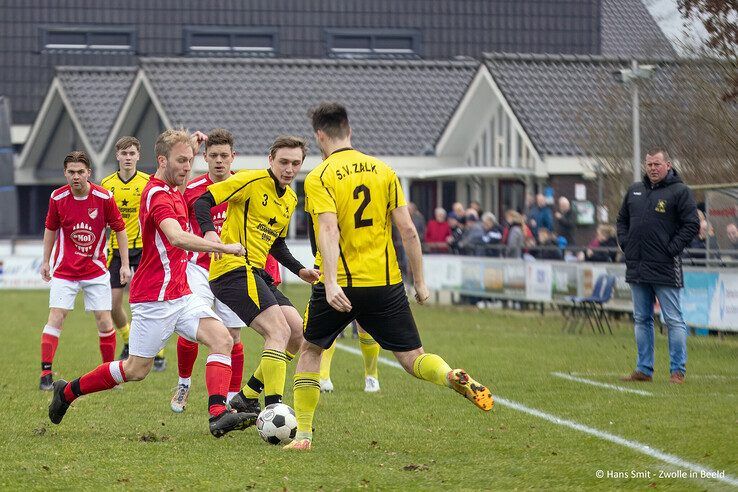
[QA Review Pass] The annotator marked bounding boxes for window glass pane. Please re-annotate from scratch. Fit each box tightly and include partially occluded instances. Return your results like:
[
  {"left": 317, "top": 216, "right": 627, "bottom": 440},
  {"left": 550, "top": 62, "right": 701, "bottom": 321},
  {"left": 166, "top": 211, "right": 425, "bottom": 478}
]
[
  {"left": 88, "top": 31, "right": 130, "bottom": 47},
  {"left": 375, "top": 35, "right": 413, "bottom": 51},
  {"left": 333, "top": 35, "right": 371, "bottom": 50},
  {"left": 190, "top": 33, "right": 231, "bottom": 48},
  {"left": 234, "top": 34, "right": 273, "bottom": 49},
  {"left": 47, "top": 31, "right": 86, "bottom": 46}
]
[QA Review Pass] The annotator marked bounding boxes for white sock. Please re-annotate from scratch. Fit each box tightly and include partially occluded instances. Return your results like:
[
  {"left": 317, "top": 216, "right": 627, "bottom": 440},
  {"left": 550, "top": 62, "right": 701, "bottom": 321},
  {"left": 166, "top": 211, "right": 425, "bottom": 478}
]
[{"left": 178, "top": 377, "right": 191, "bottom": 387}]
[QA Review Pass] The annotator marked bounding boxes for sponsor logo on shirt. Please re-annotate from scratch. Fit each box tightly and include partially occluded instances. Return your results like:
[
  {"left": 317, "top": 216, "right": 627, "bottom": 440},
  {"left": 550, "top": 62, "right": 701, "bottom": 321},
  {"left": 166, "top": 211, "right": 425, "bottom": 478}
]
[
  {"left": 655, "top": 199, "right": 667, "bottom": 213},
  {"left": 70, "top": 222, "right": 97, "bottom": 254}
]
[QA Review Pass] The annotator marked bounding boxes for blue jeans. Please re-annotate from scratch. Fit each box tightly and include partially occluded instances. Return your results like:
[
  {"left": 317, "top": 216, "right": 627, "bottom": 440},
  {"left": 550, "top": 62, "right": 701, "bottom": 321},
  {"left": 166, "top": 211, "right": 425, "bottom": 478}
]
[{"left": 630, "top": 283, "right": 688, "bottom": 376}]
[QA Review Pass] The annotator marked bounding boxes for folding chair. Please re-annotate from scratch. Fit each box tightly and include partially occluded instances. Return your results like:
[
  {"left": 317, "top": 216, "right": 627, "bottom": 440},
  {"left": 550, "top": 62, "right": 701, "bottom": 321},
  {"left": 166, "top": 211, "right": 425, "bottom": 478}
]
[
  {"left": 581, "top": 274, "right": 616, "bottom": 334},
  {"left": 562, "top": 274, "right": 606, "bottom": 333}
]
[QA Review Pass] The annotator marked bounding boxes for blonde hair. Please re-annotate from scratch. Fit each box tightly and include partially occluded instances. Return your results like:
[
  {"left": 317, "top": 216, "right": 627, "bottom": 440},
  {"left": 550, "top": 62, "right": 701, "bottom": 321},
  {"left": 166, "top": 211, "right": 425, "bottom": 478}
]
[{"left": 155, "top": 129, "right": 191, "bottom": 159}]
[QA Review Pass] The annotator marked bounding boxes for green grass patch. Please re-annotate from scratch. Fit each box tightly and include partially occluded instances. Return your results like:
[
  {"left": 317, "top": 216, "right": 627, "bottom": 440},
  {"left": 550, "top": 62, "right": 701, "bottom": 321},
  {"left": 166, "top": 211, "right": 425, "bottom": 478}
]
[{"left": 0, "top": 286, "right": 736, "bottom": 490}]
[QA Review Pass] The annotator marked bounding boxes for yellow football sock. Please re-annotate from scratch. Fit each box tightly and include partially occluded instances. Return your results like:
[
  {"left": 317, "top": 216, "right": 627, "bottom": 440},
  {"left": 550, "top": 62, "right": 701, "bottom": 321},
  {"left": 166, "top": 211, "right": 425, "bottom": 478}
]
[
  {"left": 319, "top": 341, "right": 336, "bottom": 380},
  {"left": 118, "top": 323, "right": 130, "bottom": 344},
  {"left": 242, "top": 350, "right": 294, "bottom": 399},
  {"left": 358, "top": 331, "right": 380, "bottom": 378},
  {"left": 412, "top": 353, "right": 452, "bottom": 387},
  {"left": 261, "top": 349, "right": 288, "bottom": 405},
  {"left": 293, "top": 372, "right": 321, "bottom": 435}
]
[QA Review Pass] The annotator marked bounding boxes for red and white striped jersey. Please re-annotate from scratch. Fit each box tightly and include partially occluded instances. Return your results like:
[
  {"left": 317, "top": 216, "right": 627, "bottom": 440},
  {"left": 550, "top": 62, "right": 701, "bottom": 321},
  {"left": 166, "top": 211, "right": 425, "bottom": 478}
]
[
  {"left": 129, "top": 176, "right": 191, "bottom": 303},
  {"left": 184, "top": 173, "right": 228, "bottom": 271},
  {"left": 45, "top": 183, "right": 125, "bottom": 281}
]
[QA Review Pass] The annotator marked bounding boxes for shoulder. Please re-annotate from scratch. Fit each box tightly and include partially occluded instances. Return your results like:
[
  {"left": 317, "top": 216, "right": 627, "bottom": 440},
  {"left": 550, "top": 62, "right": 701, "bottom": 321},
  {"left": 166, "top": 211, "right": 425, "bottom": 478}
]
[
  {"left": 143, "top": 181, "right": 173, "bottom": 205},
  {"left": 100, "top": 173, "right": 118, "bottom": 187},
  {"left": 186, "top": 174, "right": 209, "bottom": 190},
  {"left": 50, "top": 185, "right": 71, "bottom": 201},
  {"left": 138, "top": 171, "right": 150, "bottom": 180},
  {"left": 233, "top": 169, "right": 269, "bottom": 185},
  {"left": 90, "top": 183, "right": 113, "bottom": 200}
]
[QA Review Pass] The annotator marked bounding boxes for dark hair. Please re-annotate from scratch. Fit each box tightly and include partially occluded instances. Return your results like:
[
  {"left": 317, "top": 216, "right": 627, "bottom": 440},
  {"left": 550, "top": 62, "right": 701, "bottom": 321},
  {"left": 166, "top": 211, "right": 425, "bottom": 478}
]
[
  {"left": 269, "top": 135, "right": 309, "bottom": 160},
  {"left": 645, "top": 146, "right": 671, "bottom": 162},
  {"left": 63, "top": 151, "right": 91, "bottom": 170},
  {"left": 115, "top": 136, "right": 141, "bottom": 152},
  {"left": 206, "top": 128, "right": 235, "bottom": 150},
  {"left": 309, "top": 102, "right": 350, "bottom": 139}
]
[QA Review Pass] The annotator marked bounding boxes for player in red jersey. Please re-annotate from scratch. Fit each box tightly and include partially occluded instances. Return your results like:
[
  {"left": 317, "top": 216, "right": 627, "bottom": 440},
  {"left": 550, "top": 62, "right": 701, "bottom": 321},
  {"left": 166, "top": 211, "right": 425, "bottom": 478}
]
[
  {"left": 39, "top": 151, "right": 129, "bottom": 391},
  {"left": 171, "top": 128, "right": 247, "bottom": 412},
  {"left": 170, "top": 129, "right": 289, "bottom": 413},
  {"left": 48, "top": 130, "right": 257, "bottom": 438}
]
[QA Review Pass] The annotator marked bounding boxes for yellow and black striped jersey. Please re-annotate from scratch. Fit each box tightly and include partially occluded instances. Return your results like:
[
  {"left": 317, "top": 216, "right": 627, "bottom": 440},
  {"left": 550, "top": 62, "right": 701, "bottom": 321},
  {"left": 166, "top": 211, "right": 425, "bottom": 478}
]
[
  {"left": 304, "top": 148, "right": 406, "bottom": 287},
  {"left": 100, "top": 170, "right": 150, "bottom": 250},
  {"left": 207, "top": 169, "right": 298, "bottom": 281}
]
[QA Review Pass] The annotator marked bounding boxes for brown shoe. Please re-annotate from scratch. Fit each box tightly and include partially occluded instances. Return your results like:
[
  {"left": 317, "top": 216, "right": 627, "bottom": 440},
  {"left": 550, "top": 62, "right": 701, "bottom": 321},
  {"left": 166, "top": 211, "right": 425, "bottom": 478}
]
[
  {"left": 669, "top": 372, "right": 685, "bottom": 384},
  {"left": 620, "top": 371, "right": 652, "bottom": 382}
]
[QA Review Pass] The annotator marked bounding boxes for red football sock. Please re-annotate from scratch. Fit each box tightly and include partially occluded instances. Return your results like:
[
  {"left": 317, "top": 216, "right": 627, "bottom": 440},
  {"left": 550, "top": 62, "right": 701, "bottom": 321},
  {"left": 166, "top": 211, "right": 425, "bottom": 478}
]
[
  {"left": 41, "top": 325, "right": 61, "bottom": 377},
  {"left": 63, "top": 360, "right": 127, "bottom": 404},
  {"left": 98, "top": 330, "right": 117, "bottom": 363},
  {"left": 177, "top": 336, "right": 199, "bottom": 379},
  {"left": 205, "top": 354, "right": 231, "bottom": 417},
  {"left": 229, "top": 342, "right": 244, "bottom": 394}
]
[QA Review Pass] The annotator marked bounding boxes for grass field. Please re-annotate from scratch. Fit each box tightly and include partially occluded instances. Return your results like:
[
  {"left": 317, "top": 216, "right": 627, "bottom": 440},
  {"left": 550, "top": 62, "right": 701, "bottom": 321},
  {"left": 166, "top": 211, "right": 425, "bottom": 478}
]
[{"left": 1, "top": 285, "right": 736, "bottom": 490}]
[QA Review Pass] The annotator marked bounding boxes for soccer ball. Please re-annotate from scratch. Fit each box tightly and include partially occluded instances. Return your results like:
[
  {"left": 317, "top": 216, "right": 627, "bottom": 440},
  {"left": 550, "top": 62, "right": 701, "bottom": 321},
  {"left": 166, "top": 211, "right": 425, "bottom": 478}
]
[{"left": 256, "top": 403, "right": 298, "bottom": 445}]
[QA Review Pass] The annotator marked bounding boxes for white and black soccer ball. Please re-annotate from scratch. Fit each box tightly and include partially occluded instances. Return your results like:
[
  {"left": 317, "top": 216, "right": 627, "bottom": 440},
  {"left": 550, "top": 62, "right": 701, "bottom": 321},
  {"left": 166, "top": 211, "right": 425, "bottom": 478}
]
[{"left": 256, "top": 403, "right": 298, "bottom": 445}]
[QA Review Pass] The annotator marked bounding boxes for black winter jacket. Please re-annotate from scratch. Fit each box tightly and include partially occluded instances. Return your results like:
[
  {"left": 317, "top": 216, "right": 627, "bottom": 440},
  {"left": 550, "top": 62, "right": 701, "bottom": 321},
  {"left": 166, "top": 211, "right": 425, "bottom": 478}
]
[{"left": 616, "top": 170, "right": 699, "bottom": 287}]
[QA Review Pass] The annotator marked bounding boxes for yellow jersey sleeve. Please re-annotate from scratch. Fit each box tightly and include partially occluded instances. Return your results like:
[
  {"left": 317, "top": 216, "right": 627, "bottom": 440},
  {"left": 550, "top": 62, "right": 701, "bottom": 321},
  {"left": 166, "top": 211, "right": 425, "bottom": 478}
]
[
  {"left": 388, "top": 173, "right": 407, "bottom": 211},
  {"left": 304, "top": 167, "right": 337, "bottom": 216},
  {"left": 208, "top": 170, "right": 264, "bottom": 205}
]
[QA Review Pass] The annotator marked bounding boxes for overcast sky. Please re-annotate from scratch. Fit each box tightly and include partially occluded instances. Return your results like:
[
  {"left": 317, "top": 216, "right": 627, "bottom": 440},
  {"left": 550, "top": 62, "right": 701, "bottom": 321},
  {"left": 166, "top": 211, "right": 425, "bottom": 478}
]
[{"left": 644, "top": 0, "right": 707, "bottom": 52}]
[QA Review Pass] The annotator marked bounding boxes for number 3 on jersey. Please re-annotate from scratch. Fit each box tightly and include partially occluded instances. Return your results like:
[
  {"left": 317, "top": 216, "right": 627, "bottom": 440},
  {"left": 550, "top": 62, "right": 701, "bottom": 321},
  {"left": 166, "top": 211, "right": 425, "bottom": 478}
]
[{"left": 353, "top": 185, "right": 373, "bottom": 228}]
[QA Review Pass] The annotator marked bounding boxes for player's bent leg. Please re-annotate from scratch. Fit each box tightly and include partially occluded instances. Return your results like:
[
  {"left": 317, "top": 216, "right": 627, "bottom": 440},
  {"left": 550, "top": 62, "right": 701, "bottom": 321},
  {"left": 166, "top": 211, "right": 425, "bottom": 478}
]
[
  {"left": 286, "top": 339, "right": 323, "bottom": 450},
  {"left": 195, "top": 317, "right": 256, "bottom": 437},
  {"left": 394, "top": 348, "right": 493, "bottom": 412},
  {"left": 93, "top": 310, "right": 117, "bottom": 364},
  {"left": 111, "top": 286, "right": 131, "bottom": 359},
  {"left": 171, "top": 336, "right": 199, "bottom": 413},
  {"left": 40, "top": 308, "right": 67, "bottom": 390},
  {"left": 319, "top": 341, "right": 336, "bottom": 392},
  {"left": 49, "top": 357, "right": 147, "bottom": 425},
  {"left": 226, "top": 327, "right": 244, "bottom": 403},
  {"left": 357, "top": 325, "right": 380, "bottom": 392},
  {"left": 247, "top": 306, "right": 291, "bottom": 406}
]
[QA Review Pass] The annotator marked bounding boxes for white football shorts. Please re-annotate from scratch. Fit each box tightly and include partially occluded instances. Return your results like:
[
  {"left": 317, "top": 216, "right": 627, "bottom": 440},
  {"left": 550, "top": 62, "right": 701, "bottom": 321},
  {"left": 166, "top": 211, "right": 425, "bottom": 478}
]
[
  {"left": 128, "top": 294, "right": 221, "bottom": 358},
  {"left": 49, "top": 272, "right": 111, "bottom": 311}
]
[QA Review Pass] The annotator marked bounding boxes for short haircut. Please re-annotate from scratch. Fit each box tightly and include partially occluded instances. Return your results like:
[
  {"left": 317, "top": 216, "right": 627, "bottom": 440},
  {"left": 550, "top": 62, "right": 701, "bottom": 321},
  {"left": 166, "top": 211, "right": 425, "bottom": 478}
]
[
  {"left": 309, "top": 102, "right": 350, "bottom": 139},
  {"left": 646, "top": 146, "right": 671, "bottom": 162},
  {"left": 206, "top": 128, "right": 234, "bottom": 151},
  {"left": 115, "top": 136, "right": 141, "bottom": 152},
  {"left": 63, "top": 150, "right": 91, "bottom": 170},
  {"left": 155, "top": 129, "right": 191, "bottom": 159},
  {"left": 269, "top": 135, "right": 309, "bottom": 160}
]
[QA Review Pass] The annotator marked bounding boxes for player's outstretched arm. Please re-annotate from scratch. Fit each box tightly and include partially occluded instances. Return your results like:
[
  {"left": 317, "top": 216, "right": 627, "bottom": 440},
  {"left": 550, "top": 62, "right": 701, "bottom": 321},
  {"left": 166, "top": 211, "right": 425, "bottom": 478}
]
[
  {"left": 391, "top": 206, "right": 429, "bottom": 304},
  {"left": 317, "top": 213, "right": 352, "bottom": 312},
  {"left": 41, "top": 228, "right": 56, "bottom": 282},
  {"left": 193, "top": 191, "right": 218, "bottom": 235},
  {"left": 269, "top": 237, "right": 319, "bottom": 283},
  {"left": 159, "top": 218, "right": 245, "bottom": 256},
  {"left": 114, "top": 229, "right": 131, "bottom": 285}
]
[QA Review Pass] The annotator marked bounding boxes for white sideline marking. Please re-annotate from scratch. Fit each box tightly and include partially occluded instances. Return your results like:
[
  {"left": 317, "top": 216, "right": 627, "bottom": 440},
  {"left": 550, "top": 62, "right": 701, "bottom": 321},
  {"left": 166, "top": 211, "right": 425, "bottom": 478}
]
[
  {"left": 335, "top": 343, "right": 738, "bottom": 488},
  {"left": 570, "top": 371, "right": 738, "bottom": 381},
  {"left": 551, "top": 371, "right": 653, "bottom": 396}
]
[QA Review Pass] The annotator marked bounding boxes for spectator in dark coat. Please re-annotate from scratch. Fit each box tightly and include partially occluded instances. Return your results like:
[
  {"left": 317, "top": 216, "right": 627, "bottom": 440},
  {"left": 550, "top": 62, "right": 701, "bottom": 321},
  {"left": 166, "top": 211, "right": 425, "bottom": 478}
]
[
  {"left": 617, "top": 148, "right": 699, "bottom": 384},
  {"left": 479, "top": 212, "right": 503, "bottom": 256},
  {"left": 554, "top": 196, "right": 576, "bottom": 246},
  {"left": 583, "top": 225, "right": 618, "bottom": 262},
  {"left": 528, "top": 193, "right": 553, "bottom": 237}
]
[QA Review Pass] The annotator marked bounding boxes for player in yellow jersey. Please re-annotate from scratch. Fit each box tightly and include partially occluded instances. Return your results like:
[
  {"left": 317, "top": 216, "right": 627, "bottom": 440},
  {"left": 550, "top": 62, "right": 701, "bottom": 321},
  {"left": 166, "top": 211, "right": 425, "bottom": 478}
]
[
  {"left": 193, "top": 136, "right": 320, "bottom": 412},
  {"left": 100, "top": 137, "right": 167, "bottom": 370},
  {"left": 286, "top": 103, "right": 493, "bottom": 451}
]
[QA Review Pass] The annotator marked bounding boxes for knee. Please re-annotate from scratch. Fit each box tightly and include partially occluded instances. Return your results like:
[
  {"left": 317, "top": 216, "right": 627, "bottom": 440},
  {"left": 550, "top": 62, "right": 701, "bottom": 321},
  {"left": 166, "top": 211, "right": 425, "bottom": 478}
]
[
  {"left": 47, "top": 309, "right": 67, "bottom": 327},
  {"left": 122, "top": 360, "right": 150, "bottom": 381},
  {"left": 228, "top": 329, "right": 241, "bottom": 344},
  {"left": 214, "top": 332, "right": 234, "bottom": 355}
]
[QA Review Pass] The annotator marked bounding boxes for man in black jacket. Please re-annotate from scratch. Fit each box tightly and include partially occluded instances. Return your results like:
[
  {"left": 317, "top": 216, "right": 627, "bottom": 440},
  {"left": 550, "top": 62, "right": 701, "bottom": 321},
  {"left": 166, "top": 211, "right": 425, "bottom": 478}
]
[{"left": 616, "top": 148, "right": 699, "bottom": 385}]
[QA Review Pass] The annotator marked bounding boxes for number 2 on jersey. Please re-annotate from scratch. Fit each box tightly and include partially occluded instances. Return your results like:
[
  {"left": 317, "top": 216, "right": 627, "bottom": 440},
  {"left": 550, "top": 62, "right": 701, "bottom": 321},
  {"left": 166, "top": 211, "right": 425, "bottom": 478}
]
[{"left": 353, "top": 185, "right": 373, "bottom": 228}]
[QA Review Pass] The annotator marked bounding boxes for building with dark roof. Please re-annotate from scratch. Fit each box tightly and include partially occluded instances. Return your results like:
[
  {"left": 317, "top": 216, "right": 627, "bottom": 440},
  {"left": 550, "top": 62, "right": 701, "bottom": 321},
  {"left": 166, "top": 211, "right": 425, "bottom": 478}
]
[{"left": 3, "top": 0, "right": 679, "bottom": 236}]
